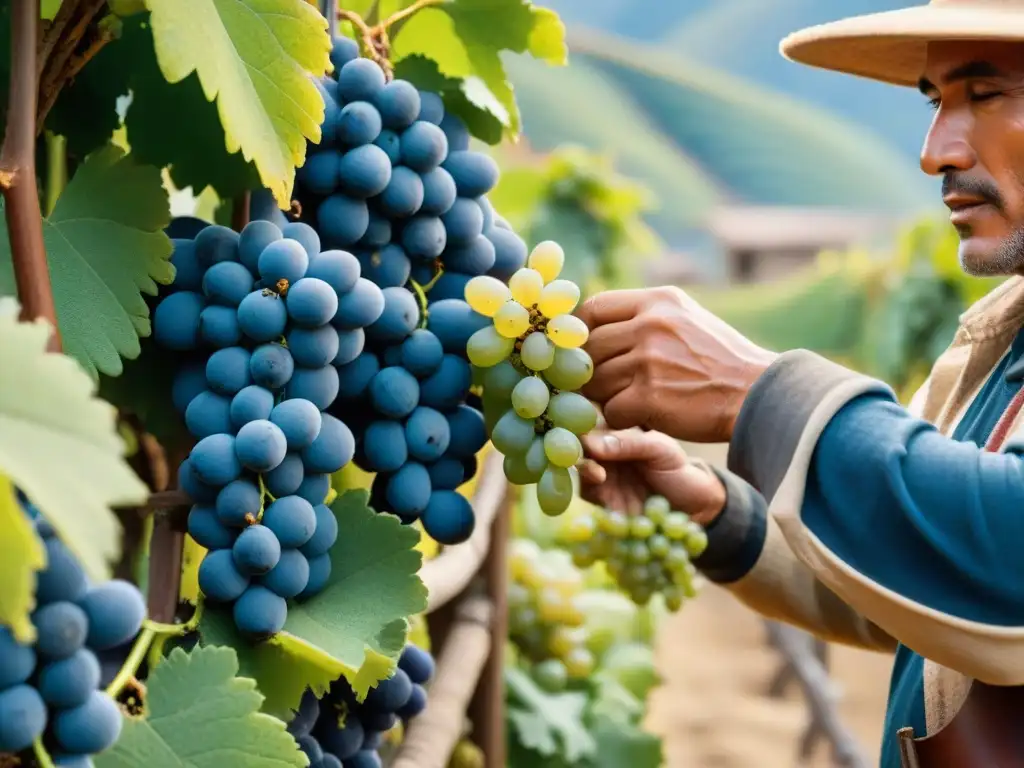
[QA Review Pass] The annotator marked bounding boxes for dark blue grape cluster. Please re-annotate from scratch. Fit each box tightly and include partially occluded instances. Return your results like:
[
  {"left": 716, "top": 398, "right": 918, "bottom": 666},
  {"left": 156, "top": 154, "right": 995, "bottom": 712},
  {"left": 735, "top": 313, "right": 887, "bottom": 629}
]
[
  {"left": 0, "top": 498, "right": 145, "bottom": 764},
  {"left": 266, "top": 36, "right": 529, "bottom": 546},
  {"left": 152, "top": 217, "right": 380, "bottom": 638},
  {"left": 287, "top": 644, "right": 434, "bottom": 767}
]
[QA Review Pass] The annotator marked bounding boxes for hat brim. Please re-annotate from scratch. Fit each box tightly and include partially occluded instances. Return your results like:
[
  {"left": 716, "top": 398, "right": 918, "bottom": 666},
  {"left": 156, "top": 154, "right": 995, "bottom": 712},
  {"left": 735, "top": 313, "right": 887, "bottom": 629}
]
[{"left": 780, "top": 4, "right": 1024, "bottom": 87}]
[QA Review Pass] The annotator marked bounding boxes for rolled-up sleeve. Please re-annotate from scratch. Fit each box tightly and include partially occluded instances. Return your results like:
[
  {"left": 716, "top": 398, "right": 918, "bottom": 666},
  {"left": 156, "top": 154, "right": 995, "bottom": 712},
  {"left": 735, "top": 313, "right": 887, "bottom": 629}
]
[{"left": 727, "top": 350, "right": 1024, "bottom": 685}]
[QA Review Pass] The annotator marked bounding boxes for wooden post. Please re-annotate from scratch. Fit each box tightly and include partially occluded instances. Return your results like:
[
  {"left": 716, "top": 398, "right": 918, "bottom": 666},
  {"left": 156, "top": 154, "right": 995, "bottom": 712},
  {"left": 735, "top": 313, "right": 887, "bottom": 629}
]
[{"left": 469, "top": 487, "right": 511, "bottom": 767}]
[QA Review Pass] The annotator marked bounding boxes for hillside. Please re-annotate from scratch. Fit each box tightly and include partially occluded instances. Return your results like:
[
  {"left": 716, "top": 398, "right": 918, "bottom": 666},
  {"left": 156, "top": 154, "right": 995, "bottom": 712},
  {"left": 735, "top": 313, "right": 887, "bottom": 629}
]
[
  {"left": 506, "top": 27, "right": 936, "bottom": 270},
  {"left": 538, "top": 0, "right": 928, "bottom": 161}
]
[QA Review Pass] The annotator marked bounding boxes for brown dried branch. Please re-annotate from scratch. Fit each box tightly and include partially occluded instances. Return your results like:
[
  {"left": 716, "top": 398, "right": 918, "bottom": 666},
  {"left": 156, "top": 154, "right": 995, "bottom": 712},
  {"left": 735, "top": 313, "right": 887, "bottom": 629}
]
[{"left": 1, "top": 0, "right": 59, "bottom": 348}]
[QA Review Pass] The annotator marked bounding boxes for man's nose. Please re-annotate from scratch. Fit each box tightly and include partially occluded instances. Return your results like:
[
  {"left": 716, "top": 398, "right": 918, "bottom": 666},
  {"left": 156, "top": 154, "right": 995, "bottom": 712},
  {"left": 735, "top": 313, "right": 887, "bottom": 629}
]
[{"left": 920, "top": 109, "right": 976, "bottom": 176}]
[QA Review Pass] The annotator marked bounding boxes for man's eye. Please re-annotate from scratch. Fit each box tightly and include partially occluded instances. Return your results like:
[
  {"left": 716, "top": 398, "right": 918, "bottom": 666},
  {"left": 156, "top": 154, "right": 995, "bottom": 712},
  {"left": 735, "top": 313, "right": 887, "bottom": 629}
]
[
  {"left": 927, "top": 97, "right": 941, "bottom": 110},
  {"left": 970, "top": 91, "right": 1003, "bottom": 102}
]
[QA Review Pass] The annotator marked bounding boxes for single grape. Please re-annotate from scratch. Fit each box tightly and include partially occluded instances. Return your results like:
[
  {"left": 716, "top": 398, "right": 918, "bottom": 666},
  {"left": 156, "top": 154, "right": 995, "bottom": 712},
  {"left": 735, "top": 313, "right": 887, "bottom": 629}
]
[
  {"left": 216, "top": 479, "right": 261, "bottom": 527},
  {"left": 644, "top": 495, "right": 671, "bottom": 524},
  {"left": 508, "top": 267, "right": 544, "bottom": 307},
  {"left": 538, "top": 279, "right": 581, "bottom": 317},
  {"left": 511, "top": 376, "right": 549, "bottom": 419},
  {"left": 188, "top": 504, "right": 237, "bottom": 549},
  {"left": 661, "top": 512, "right": 689, "bottom": 540},
  {"left": 385, "top": 462, "right": 432, "bottom": 518},
  {"left": 491, "top": 410, "right": 536, "bottom": 456},
  {"left": 629, "top": 515, "right": 656, "bottom": 539},
  {"left": 237, "top": 289, "right": 288, "bottom": 342},
  {"left": 0, "top": 628, "right": 35, "bottom": 689},
  {"left": 36, "top": 536, "right": 88, "bottom": 605},
  {"left": 233, "top": 585, "right": 288, "bottom": 638},
  {"left": 287, "top": 277, "right": 339, "bottom": 327},
  {"left": 464, "top": 275, "right": 510, "bottom": 317},
  {"left": 547, "top": 392, "right": 598, "bottom": 434},
  {"left": 405, "top": 406, "right": 451, "bottom": 462},
  {"left": 482, "top": 360, "right": 523, "bottom": 400},
  {"left": 544, "top": 347, "right": 594, "bottom": 390},
  {"left": 199, "top": 548, "right": 250, "bottom": 602},
  {"left": 265, "top": 452, "right": 304, "bottom": 499},
  {"left": 259, "top": 549, "right": 312, "bottom": 599},
  {"left": 203, "top": 261, "right": 255, "bottom": 307},
  {"left": 153, "top": 291, "right": 205, "bottom": 351},
  {"left": 288, "top": 324, "right": 341, "bottom": 368},
  {"left": 300, "top": 413, "right": 355, "bottom": 473},
  {"left": 543, "top": 427, "right": 582, "bottom": 468},
  {"left": 527, "top": 241, "right": 565, "bottom": 283},
  {"left": 300, "top": 503, "right": 339, "bottom": 558},
  {"left": 37, "top": 648, "right": 101, "bottom": 709},
  {"left": 493, "top": 301, "right": 530, "bottom": 338},
  {"left": 262, "top": 495, "right": 318, "bottom": 548},
  {"left": 232, "top": 525, "right": 282, "bottom": 576},
  {"left": 0, "top": 685, "right": 47, "bottom": 752},
  {"left": 546, "top": 313, "right": 589, "bottom": 349},
  {"left": 235, "top": 419, "right": 288, "bottom": 472},
  {"left": 306, "top": 249, "right": 360, "bottom": 296},
  {"left": 190, "top": 433, "right": 243, "bottom": 485},
  {"left": 536, "top": 466, "right": 573, "bottom": 516},
  {"left": 270, "top": 399, "right": 323, "bottom": 450},
  {"left": 520, "top": 330, "right": 555, "bottom": 371},
  {"left": 199, "top": 304, "right": 243, "bottom": 347},
  {"left": 420, "top": 490, "right": 474, "bottom": 545},
  {"left": 250, "top": 343, "right": 295, "bottom": 390},
  {"left": 466, "top": 325, "right": 515, "bottom": 368}
]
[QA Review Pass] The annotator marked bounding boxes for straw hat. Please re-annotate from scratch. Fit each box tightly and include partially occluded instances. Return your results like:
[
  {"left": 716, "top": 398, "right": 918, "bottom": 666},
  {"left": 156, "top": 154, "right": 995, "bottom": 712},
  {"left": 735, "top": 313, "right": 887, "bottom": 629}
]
[{"left": 780, "top": 0, "right": 1024, "bottom": 87}]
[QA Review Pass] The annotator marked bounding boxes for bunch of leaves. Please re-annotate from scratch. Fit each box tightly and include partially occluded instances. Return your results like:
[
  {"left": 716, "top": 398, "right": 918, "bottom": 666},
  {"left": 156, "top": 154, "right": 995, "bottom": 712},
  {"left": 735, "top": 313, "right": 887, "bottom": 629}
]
[
  {"left": 505, "top": 661, "right": 664, "bottom": 768},
  {"left": 487, "top": 144, "right": 662, "bottom": 295}
]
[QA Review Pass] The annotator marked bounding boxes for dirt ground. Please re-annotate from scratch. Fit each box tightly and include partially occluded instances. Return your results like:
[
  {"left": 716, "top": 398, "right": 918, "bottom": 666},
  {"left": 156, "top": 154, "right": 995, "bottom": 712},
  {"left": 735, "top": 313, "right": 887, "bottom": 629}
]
[{"left": 644, "top": 444, "right": 894, "bottom": 768}]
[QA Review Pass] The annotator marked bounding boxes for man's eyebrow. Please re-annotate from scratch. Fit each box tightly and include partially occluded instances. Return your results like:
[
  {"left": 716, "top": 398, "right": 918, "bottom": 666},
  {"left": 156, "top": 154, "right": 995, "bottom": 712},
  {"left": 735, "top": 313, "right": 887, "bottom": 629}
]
[{"left": 918, "top": 60, "right": 1006, "bottom": 94}]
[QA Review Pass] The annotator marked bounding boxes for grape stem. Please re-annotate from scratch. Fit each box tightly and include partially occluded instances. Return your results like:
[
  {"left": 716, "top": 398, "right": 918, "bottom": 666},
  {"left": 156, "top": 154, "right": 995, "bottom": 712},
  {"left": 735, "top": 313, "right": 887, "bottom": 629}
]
[
  {"left": 106, "top": 599, "right": 205, "bottom": 697},
  {"left": 409, "top": 279, "right": 430, "bottom": 329},
  {"left": 32, "top": 737, "right": 55, "bottom": 768}
]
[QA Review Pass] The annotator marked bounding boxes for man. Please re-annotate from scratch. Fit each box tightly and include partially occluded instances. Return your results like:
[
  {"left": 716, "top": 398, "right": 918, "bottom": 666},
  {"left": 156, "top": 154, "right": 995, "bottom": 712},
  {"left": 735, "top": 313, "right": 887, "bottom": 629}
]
[{"left": 576, "top": 2, "right": 1024, "bottom": 766}]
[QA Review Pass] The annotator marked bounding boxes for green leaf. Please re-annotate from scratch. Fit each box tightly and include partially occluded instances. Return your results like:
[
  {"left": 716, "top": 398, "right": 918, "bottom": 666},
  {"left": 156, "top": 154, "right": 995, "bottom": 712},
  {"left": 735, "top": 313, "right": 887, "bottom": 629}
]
[
  {"left": 121, "top": 17, "right": 260, "bottom": 201},
  {"left": 94, "top": 644, "right": 308, "bottom": 768},
  {"left": 46, "top": 38, "right": 132, "bottom": 157},
  {"left": 390, "top": 0, "right": 567, "bottom": 139},
  {"left": 0, "top": 144, "right": 174, "bottom": 379},
  {"left": 144, "top": 0, "right": 332, "bottom": 207},
  {"left": 199, "top": 490, "right": 427, "bottom": 718},
  {"left": 0, "top": 473, "right": 46, "bottom": 643},
  {"left": 505, "top": 666, "right": 596, "bottom": 762},
  {"left": 0, "top": 299, "right": 148, "bottom": 584},
  {"left": 588, "top": 715, "right": 663, "bottom": 768}
]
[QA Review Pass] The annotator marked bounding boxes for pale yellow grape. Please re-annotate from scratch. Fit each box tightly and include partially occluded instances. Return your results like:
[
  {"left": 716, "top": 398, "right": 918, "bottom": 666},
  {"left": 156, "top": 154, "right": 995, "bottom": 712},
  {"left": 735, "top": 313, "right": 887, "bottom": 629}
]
[
  {"left": 546, "top": 314, "right": 590, "bottom": 349},
  {"left": 511, "top": 376, "right": 550, "bottom": 419},
  {"left": 509, "top": 268, "right": 544, "bottom": 307},
  {"left": 538, "top": 279, "right": 581, "bottom": 317},
  {"left": 545, "top": 347, "right": 594, "bottom": 390},
  {"left": 466, "top": 325, "right": 515, "bottom": 368},
  {"left": 527, "top": 240, "right": 565, "bottom": 284},
  {"left": 494, "top": 301, "right": 531, "bottom": 338},
  {"left": 563, "top": 513, "right": 597, "bottom": 543},
  {"left": 563, "top": 647, "right": 595, "bottom": 678},
  {"left": 520, "top": 330, "right": 555, "bottom": 371},
  {"left": 465, "top": 275, "right": 510, "bottom": 317}
]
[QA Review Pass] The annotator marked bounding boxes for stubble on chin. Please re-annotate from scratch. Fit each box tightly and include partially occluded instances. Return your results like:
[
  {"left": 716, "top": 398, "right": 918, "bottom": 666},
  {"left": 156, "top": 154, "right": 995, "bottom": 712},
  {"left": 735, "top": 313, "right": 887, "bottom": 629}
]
[{"left": 959, "top": 227, "right": 1024, "bottom": 277}]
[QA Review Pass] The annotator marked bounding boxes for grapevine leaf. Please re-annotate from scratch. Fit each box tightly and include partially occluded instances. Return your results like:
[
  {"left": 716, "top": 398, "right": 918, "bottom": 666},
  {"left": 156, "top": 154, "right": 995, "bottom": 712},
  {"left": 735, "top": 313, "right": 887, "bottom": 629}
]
[
  {"left": 121, "top": 17, "right": 261, "bottom": 201},
  {"left": 94, "top": 644, "right": 308, "bottom": 768},
  {"left": 143, "top": 0, "right": 331, "bottom": 206},
  {"left": 390, "top": 0, "right": 567, "bottom": 138},
  {"left": 0, "top": 144, "right": 174, "bottom": 379},
  {"left": 199, "top": 489, "right": 426, "bottom": 718},
  {"left": 46, "top": 39, "right": 132, "bottom": 157},
  {"left": 0, "top": 473, "right": 46, "bottom": 642},
  {"left": 505, "top": 666, "right": 596, "bottom": 762},
  {"left": 0, "top": 299, "right": 148, "bottom": 583},
  {"left": 589, "top": 715, "right": 663, "bottom": 768}
]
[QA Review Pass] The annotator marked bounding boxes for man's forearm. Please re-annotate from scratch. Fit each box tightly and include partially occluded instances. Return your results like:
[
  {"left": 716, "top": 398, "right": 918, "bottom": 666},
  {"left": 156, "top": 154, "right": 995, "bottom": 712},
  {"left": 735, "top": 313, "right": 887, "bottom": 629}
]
[
  {"left": 693, "top": 465, "right": 895, "bottom": 651},
  {"left": 727, "top": 350, "right": 1024, "bottom": 685}
]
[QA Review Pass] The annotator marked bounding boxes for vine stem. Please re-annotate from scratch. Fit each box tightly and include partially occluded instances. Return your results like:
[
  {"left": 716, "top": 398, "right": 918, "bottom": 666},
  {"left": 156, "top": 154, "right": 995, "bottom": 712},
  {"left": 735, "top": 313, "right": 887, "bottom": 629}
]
[
  {"left": 0, "top": 0, "right": 60, "bottom": 350},
  {"left": 33, "top": 737, "right": 56, "bottom": 768},
  {"left": 106, "top": 625, "right": 157, "bottom": 697},
  {"left": 409, "top": 279, "right": 429, "bottom": 329},
  {"left": 380, "top": 0, "right": 446, "bottom": 32}
]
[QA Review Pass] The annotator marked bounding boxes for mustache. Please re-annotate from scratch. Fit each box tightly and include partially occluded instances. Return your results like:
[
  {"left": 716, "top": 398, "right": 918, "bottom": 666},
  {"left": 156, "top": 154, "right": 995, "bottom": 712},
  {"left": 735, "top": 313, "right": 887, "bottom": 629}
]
[{"left": 942, "top": 173, "right": 1004, "bottom": 209}]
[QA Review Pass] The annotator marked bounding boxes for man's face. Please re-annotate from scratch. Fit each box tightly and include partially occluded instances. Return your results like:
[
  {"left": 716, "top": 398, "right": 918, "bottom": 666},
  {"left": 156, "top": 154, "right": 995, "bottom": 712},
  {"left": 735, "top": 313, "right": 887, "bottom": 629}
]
[{"left": 920, "top": 41, "right": 1024, "bottom": 276}]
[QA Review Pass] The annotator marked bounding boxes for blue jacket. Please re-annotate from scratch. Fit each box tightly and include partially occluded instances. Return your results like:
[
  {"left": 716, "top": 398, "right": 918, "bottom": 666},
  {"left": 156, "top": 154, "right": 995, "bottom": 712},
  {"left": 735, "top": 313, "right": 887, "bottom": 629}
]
[{"left": 696, "top": 276, "right": 1024, "bottom": 766}]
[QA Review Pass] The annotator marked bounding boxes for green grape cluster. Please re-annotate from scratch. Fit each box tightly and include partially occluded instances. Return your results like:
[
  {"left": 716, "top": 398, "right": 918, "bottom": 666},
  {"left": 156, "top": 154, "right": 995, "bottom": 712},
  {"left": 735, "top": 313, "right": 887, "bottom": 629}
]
[
  {"left": 507, "top": 540, "right": 595, "bottom": 688},
  {"left": 563, "top": 495, "right": 708, "bottom": 612},
  {"left": 465, "top": 241, "right": 599, "bottom": 517}
]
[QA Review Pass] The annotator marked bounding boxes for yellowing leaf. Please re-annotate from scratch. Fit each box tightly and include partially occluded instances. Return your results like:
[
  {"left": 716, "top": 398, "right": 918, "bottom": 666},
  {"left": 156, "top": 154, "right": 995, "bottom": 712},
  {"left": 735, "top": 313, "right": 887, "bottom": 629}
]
[
  {"left": 0, "top": 474, "right": 46, "bottom": 642},
  {"left": 0, "top": 299, "right": 148, "bottom": 582},
  {"left": 144, "top": 0, "right": 332, "bottom": 207}
]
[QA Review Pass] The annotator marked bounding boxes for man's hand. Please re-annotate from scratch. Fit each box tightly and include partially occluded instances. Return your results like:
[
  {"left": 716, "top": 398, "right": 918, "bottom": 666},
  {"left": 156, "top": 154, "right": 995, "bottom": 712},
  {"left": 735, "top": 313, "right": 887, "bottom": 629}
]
[
  {"left": 579, "top": 428, "right": 727, "bottom": 526},
  {"left": 576, "top": 287, "right": 777, "bottom": 443}
]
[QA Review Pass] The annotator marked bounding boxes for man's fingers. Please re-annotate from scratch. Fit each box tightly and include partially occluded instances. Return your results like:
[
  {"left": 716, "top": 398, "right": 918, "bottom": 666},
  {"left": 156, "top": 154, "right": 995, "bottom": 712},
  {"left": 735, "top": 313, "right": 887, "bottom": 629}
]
[
  {"left": 584, "top": 320, "right": 637, "bottom": 367},
  {"left": 578, "top": 459, "right": 606, "bottom": 486},
  {"left": 575, "top": 289, "right": 646, "bottom": 330},
  {"left": 603, "top": 388, "right": 650, "bottom": 432},
  {"left": 581, "top": 354, "right": 634, "bottom": 404},
  {"left": 583, "top": 428, "right": 657, "bottom": 462}
]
